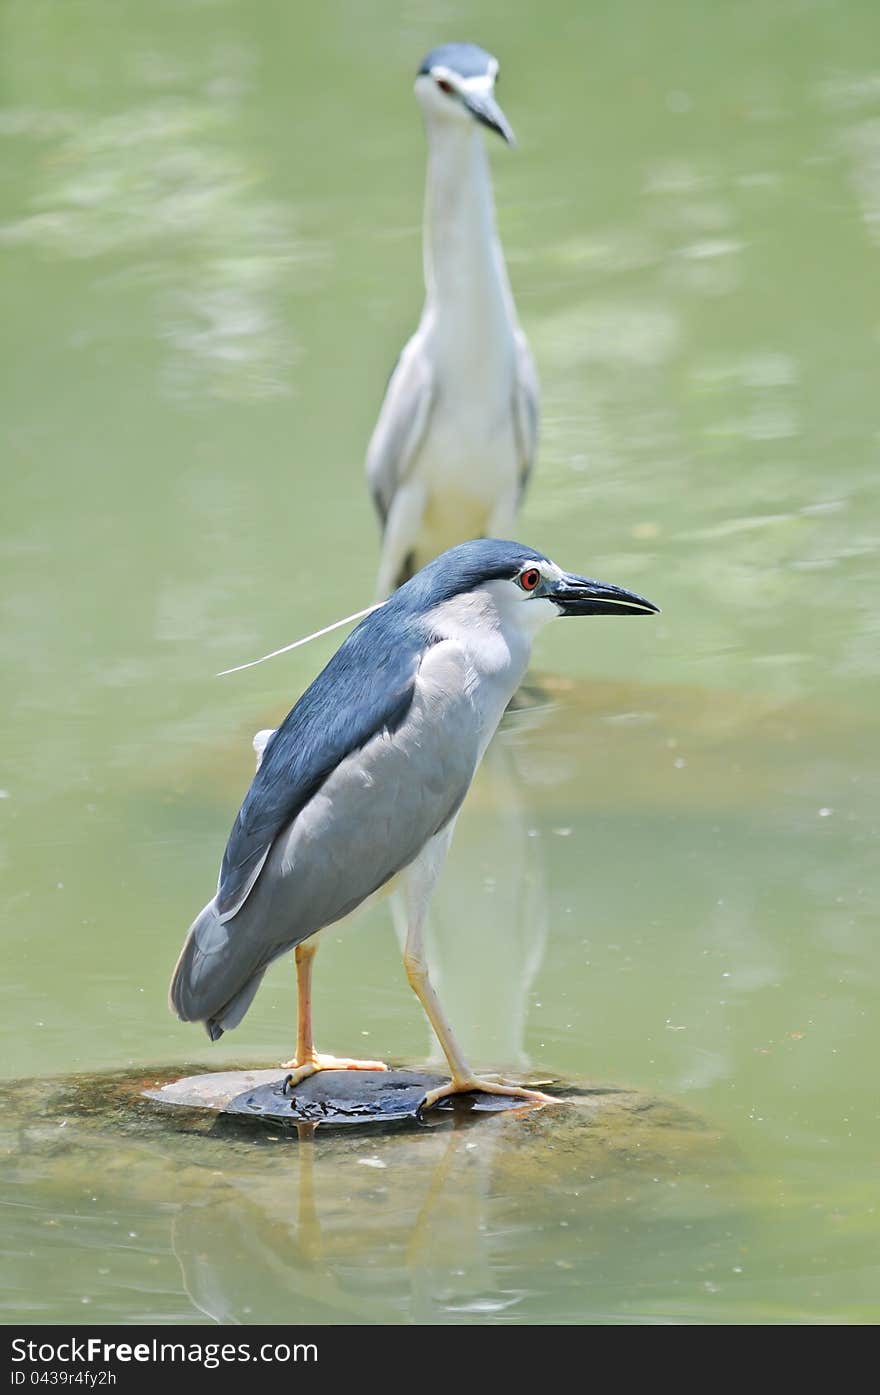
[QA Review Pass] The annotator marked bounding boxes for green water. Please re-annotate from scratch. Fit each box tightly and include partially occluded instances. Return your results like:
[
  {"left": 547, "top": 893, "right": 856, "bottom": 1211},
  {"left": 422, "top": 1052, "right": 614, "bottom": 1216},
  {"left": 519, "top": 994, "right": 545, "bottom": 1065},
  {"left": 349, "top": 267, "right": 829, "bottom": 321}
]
[{"left": 2, "top": 0, "right": 879, "bottom": 1324}]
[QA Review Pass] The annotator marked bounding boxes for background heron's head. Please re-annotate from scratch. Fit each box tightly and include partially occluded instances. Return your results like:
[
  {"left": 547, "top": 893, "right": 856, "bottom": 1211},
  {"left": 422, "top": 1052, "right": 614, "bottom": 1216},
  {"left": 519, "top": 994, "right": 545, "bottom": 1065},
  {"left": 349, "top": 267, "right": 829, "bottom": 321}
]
[
  {"left": 414, "top": 42, "right": 514, "bottom": 144},
  {"left": 392, "top": 539, "right": 659, "bottom": 637}
]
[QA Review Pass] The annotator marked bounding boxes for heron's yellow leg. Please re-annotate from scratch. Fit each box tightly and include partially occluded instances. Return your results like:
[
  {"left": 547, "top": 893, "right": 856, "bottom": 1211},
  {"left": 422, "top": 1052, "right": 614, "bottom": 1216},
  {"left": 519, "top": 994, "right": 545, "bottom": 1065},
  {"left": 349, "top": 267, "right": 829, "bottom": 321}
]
[
  {"left": 402, "top": 917, "right": 556, "bottom": 1113},
  {"left": 281, "top": 941, "right": 388, "bottom": 1081}
]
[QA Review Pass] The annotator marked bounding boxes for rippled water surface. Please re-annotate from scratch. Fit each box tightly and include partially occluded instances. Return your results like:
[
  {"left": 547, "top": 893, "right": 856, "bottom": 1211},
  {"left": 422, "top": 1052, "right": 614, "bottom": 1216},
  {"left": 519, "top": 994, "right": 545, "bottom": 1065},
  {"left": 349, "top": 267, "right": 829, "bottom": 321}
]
[{"left": 2, "top": 0, "right": 879, "bottom": 1324}]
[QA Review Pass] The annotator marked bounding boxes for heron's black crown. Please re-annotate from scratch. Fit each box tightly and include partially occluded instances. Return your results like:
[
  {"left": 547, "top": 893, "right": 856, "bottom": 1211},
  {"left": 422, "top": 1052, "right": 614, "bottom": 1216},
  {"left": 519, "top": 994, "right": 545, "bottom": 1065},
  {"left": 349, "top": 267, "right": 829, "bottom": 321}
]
[
  {"left": 417, "top": 43, "right": 497, "bottom": 81},
  {"left": 393, "top": 539, "right": 546, "bottom": 613}
]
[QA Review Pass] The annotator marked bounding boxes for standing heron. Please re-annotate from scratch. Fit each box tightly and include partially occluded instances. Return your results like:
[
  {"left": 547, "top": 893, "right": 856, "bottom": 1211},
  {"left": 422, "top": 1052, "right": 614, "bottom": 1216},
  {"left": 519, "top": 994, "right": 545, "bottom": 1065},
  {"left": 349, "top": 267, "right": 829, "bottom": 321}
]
[
  {"left": 367, "top": 43, "right": 539, "bottom": 597},
  {"left": 170, "top": 540, "right": 657, "bottom": 1110}
]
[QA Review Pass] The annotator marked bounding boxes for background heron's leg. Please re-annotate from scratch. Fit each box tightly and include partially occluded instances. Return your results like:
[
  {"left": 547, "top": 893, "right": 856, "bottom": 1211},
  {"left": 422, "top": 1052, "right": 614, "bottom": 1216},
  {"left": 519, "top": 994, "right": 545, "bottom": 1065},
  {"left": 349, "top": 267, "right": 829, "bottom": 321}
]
[
  {"left": 376, "top": 480, "right": 426, "bottom": 598},
  {"left": 486, "top": 487, "right": 518, "bottom": 541},
  {"left": 281, "top": 937, "right": 388, "bottom": 1080},
  {"left": 402, "top": 829, "right": 556, "bottom": 1112}
]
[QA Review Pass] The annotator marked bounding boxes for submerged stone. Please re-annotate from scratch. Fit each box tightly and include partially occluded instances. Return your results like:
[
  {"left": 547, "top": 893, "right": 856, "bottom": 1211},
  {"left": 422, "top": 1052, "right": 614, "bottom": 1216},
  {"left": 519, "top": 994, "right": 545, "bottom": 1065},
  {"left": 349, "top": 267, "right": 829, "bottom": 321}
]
[{"left": 0, "top": 1064, "right": 735, "bottom": 1177}]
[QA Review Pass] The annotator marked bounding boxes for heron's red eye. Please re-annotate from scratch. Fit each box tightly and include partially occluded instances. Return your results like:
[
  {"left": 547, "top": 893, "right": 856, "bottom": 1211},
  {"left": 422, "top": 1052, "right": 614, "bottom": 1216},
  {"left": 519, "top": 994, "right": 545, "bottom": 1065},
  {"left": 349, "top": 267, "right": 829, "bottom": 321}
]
[
  {"left": 518, "top": 567, "right": 541, "bottom": 592},
  {"left": 436, "top": 78, "right": 455, "bottom": 95}
]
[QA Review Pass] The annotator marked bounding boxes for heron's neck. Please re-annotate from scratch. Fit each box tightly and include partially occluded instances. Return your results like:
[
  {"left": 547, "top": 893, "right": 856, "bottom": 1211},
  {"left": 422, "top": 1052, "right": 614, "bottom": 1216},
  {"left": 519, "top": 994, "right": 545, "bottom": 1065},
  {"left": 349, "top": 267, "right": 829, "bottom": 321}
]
[
  {"left": 422, "top": 122, "right": 514, "bottom": 333},
  {"left": 423, "top": 588, "right": 541, "bottom": 744}
]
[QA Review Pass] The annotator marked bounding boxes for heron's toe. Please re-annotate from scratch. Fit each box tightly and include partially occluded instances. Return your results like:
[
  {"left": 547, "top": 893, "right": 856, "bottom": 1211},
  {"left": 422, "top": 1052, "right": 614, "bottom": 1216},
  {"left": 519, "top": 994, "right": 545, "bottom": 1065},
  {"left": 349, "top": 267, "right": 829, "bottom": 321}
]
[
  {"left": 315, "top": 1054, "right": 388, "bottom": 1072},
  {"left": 281, "top": 1061, "right": 319, "bottom": 1086},
  {"left": 420, "top": 1077, "right": 557, "bottom": 1113},
  {"left": 280, "top": 1052, "right": 388, "bottom": 1076}
]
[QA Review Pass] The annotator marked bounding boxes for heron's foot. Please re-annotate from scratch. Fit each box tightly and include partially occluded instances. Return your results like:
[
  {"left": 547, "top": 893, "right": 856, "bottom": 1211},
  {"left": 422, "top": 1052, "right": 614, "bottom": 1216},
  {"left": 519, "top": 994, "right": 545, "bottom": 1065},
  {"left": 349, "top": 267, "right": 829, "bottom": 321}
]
[
  {"left": 477, "top": 1071, "right": 555, "bottom": 1087},
  {"left": 281, "top": 1052, "right": 389, "bottom": 1086},
  {"left": 420, "top": 1076, "right": 557, "bottom": 1113}
]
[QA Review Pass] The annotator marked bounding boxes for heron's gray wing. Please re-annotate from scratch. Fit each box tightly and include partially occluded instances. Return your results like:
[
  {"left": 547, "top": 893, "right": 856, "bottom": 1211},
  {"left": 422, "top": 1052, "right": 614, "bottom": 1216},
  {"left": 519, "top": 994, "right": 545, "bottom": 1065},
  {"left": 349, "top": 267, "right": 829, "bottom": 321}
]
[
  {"left": 252, "top": 638, "right": 480, "bottom": 940},
  {"left": 173, "top": 641, "right": 481, "bottom": 1035},
  {"left": 215, "top": 613, "right": 425, "bottom": 920},
  {"left": 512, "top": 327, "right": 540, "bottom": 499},
  {"left": 365, "top": 329, "right": 434, "bottom": 529}
]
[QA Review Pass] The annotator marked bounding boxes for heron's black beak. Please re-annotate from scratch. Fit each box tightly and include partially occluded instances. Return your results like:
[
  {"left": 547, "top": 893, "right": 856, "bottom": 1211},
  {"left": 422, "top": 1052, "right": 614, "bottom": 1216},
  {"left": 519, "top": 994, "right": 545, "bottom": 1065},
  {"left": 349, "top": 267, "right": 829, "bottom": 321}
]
[
  {"left": 462, "top": 89, "right": 515, "bottom": 145},
  {"left": 550, "top": 572, "right": 660, "bottom": 617}
]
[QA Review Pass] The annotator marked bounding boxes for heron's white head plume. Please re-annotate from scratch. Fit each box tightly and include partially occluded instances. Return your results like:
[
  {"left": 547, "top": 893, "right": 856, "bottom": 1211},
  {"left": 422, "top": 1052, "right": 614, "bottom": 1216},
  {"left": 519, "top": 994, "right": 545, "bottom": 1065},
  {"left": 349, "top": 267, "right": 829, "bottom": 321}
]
[{"left": 216, "top": 604, "right": 382, "bottom": 677}]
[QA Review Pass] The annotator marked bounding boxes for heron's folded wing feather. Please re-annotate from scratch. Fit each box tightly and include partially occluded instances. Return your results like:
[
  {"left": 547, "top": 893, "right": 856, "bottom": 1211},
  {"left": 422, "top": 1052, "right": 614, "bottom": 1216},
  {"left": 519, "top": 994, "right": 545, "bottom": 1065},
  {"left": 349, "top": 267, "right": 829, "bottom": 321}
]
[
  {"left": 216, "top": 620, "right": 424, "bottom": 920},
  {"left": 175, "top": 640, "right": 481, "bottom": 1035},
  {"left": 512, "top": 327, "right": 540, "bottom": 499},
  {"left": 234, "top": 638, "right": 482, "bottom": 946},
  {"left": 365, "top": 330, "right": 434, "bottom": 529}
]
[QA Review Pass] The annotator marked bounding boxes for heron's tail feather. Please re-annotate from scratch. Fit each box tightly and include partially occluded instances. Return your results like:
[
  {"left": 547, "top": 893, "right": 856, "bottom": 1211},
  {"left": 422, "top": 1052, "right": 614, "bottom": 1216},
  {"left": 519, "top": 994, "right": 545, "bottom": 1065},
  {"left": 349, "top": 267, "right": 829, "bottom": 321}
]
[
  {"left": 205, "top": 972, "right": 266, "bottom": 1041},
  {"left": 169, "top": 897, "right": 267, "bottom": 1040}
]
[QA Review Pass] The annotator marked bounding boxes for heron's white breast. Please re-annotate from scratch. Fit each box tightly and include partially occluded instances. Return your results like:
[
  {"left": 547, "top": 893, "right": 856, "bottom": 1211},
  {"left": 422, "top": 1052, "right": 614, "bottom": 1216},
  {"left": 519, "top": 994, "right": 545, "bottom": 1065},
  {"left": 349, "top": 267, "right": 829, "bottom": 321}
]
[{"left": 422, "top": 587, "right": 542, "bottom": 751}]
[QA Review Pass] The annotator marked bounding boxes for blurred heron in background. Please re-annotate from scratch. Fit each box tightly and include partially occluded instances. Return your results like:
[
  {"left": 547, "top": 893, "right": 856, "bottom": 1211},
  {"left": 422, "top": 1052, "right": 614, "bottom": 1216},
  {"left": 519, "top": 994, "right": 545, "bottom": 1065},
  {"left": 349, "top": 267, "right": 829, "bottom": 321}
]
[
  {"left": 170, "top": 540, "right": 657, "bottom": 1110},
  {"left": 366, "top": 44, "right": 539, "bottom": 597}
]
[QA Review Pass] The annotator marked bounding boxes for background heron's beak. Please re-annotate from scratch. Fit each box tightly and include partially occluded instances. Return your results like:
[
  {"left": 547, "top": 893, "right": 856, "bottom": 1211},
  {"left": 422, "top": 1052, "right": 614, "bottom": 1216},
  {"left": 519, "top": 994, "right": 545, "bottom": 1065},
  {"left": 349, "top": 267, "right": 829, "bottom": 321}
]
[
  {"left": 462, "top": 89, "right": 516, "bottom": 144},
  {"left": 550, "top": 573, "right": 660, "bottom": 617}
]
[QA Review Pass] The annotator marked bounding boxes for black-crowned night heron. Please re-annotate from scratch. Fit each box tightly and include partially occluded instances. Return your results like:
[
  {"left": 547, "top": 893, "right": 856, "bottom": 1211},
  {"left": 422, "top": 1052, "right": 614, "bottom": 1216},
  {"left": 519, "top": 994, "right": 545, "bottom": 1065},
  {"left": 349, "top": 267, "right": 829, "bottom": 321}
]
[
  {"left": 366, "top": 43, "right": 539, "bottom": 597},
  {"left": 170, "top": 540, "right": 657, "bottom": 1110}
]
